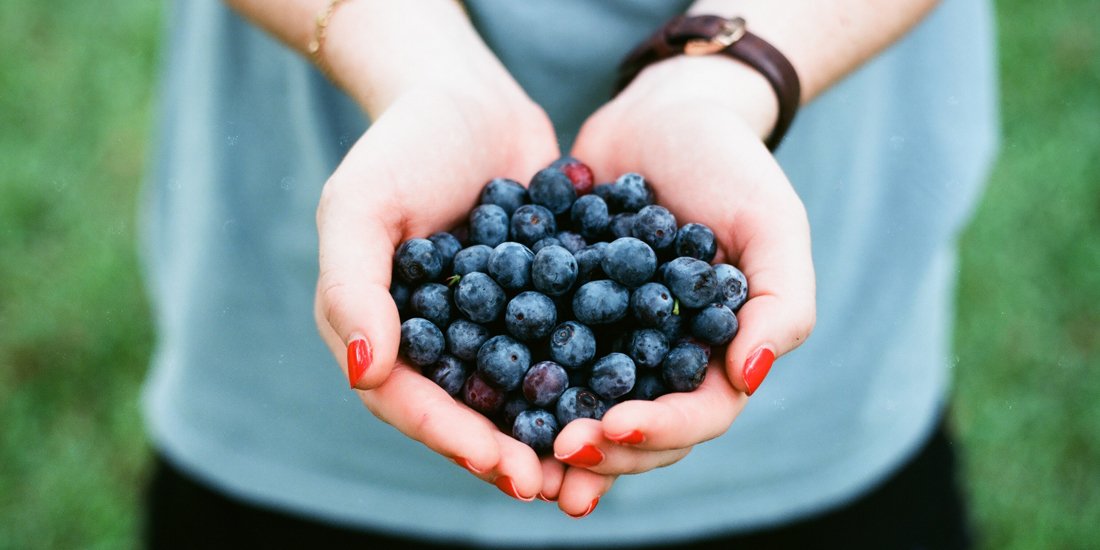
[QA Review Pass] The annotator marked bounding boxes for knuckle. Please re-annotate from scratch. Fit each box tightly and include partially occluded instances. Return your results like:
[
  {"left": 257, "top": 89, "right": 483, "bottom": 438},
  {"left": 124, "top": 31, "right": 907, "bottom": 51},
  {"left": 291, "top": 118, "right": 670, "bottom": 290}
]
[
  {"left": 413, "top": 409, "right": 441, "bottom": 442},
  {"left": 316, "top": 276, "right": 351, "bottom": 326}
]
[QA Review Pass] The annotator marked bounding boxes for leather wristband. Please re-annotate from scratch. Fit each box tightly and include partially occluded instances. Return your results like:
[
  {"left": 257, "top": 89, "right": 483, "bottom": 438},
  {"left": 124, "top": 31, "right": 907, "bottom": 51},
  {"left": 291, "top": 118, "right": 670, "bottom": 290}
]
[{"left": 615, "top": 15, "right": 801, "bottom": 151}]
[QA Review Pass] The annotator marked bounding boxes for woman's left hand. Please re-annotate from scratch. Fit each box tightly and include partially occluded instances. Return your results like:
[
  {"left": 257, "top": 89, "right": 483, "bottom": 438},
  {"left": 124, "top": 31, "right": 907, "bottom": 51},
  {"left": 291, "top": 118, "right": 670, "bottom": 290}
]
[{"left": 538, "top": 55, "right": 817, "bottom": 517}]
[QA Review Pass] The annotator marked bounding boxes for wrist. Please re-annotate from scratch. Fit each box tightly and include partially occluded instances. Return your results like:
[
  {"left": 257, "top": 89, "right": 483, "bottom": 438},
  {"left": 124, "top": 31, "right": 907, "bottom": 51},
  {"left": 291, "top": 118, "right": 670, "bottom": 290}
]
[
  {"left": 620, "top": 55, "right": 779, "bottom": 142},
  {"left": 320, "top": 0, "right": 527, "bottom": 118}
]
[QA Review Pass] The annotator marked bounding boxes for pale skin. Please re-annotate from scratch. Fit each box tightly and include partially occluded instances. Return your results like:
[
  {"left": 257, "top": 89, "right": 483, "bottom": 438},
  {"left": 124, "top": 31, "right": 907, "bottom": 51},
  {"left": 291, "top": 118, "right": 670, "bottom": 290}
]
[{"left": 226, "top": 0, "right": 940, "bottom": 517}]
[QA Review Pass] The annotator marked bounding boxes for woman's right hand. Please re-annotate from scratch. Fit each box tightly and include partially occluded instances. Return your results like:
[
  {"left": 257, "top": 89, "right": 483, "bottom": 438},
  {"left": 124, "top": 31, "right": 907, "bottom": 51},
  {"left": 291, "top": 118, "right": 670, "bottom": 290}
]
[{"left": 313, "top": 70, "right": 561, "bottom": 501}]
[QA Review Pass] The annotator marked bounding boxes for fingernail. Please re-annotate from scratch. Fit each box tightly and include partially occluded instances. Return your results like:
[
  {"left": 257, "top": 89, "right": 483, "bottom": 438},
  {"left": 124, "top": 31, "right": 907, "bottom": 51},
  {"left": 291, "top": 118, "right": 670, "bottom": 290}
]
[
  {"left": 607, "top": 430, "right": 646, "bottom": 445},
  {"left": 568, "top": 497, "right": 600, "bottom": 519},
  {"left": 347, "top": 338, "right": 372, "bottom": 388},
  {"left": 536, "top": 492, "right": 556, "bottom": 502},
  {"left": 494, "top": 476, "right": 534, "bottom": 502},
  {"left": 743, "top": 347, "right": 775, "bottom": 396},
  {"left": 555, "top": 445, "right": 604, "bottom": 468},
  {"left": 451, "top": 457, "right": 484, "bottom": 475}
]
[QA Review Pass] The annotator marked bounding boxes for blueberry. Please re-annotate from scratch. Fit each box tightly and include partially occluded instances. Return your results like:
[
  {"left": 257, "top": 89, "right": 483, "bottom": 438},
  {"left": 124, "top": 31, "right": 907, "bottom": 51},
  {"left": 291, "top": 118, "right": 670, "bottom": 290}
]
[
  {"left": 400, "top": 318, "right": 445, "bottom": 366},
  {"left": 556, "top": 386, "right": 611, "bottom": 426},
  {"left": 528, "top": 167, "right": 577, "bottom": 215},
  {"left": 476, "top": 335, "right": 532, "bottom": 391},
  {"left": 608, "top": 213, "right": 636, "bottom": 239},
  {"left": 501, "top": 394, "right": 531, "bottom": 431},
  {"left": 390, "top": 278, "right": 413, "bottom": 316},
  {"left": 601, "top": 237, "right": 657, "bottom": 288},
  {"left": 629, "top": 372, "right": 669, "bottom": 401},
  {"left": 488, "top": 242, "right": 534, "bottom": 292},
  {"left": 663, "top": 257, "right": 719, "bottom": 309},
  {"left": 690, "top": 303, "right": 739, "bottom": 345},
  {"left": 410, "top": 282, "right": 452, "bottom": 329},
  {"left": 572, "top": 280, "right": 630, "bottom": 325},
  {"left": 425, "top": 354, "right": 470, "bottom": 396},
  {"left": 532, "top": 245, "right": 578, "bottom": 297},
  {"left": 608, "top": 172, "right": 653, "bottom": 212},
  {"left": 395, "top": 239, "right": 443, "bottom": 284},
  {"left": 657, "top": 312, "right": 687, "bottom": 342},
  {"left": 631, "top": 282, "right": 675, "bottom": 326},
  {"left": 479, "top": 177, "right": 527, "bottom": 216},
  {"left": 469, "top": 204, "right": 510, "bottom": 247},
  {"left": 573, "top": 242, "right": 608, "bottom": 283},
  {"left": 548, "top": 320, "right": 597, "bottom": 369},
  {"left": 675, "top": 223, "right": 718, "bottom": 262},
  {"left": 446, "top": 319, "right": 490, "bottom": 362},
  {"left": 522, "top": 361, "right": 569, "bottom": 407},
  {"left": 532, "top": 236, "right": 563, "bottom": 253},
  {"left": 513, "top": 409, "right": 559, "bottom": 454},
  {"left": 462, "top": 371, "right": 506, "bottom": 415},
  {"left": 504, "top": 291, "right": 557, "bottom": 341},
  {"left": 452, "top": 244, "right": 492, "bottom": 276},
  {"left": 510, "top": 204, "right": 557, "bottom": 246},
  {"left": 428, "top": 231, "right": 463, "bottom": 271},
  {"left": 656, "top": 260, "right": 672, "bottom": 284},
  {"left": 590, "top": 353, "right": 636, "bottom": 399},
  {"left": 661, "top": 342, "right": 708, "bottom": 392},
  {"left": 627, "top": 329, "right": 670, "bottom": 369},
  {"left": 570, "top": 194, "right": 610, "bottom": 240},
  {"left": 593, "top": 182, "right": 614, "bottom": 202},
  {"left": 674, "top": 337, "right": 712, "bottom": 361},
  {"left": 631, "top": 205, "right": 677, "bottom": 250},
  {"left": 714, "top": 263, "right": 749, "bottom": 312},
  {"left": 454, "top": 271, "right": 506, "bottom": 323},
  {"left": 555, "top": 231, "right": 587, "bottom": 255}
]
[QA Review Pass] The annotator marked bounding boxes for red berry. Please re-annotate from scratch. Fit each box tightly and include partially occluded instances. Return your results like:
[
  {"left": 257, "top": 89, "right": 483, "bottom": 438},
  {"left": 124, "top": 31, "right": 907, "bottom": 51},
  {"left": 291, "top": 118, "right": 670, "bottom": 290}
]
[{"left": 561, "top": 162, "right": 594, "bottom": 196}]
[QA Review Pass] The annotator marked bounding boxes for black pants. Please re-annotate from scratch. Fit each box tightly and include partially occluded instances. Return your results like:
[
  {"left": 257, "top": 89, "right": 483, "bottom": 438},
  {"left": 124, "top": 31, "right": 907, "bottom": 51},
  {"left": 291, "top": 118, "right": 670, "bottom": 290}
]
[{"left": 145, "top": 421, "right": 972, "bottom": 549}]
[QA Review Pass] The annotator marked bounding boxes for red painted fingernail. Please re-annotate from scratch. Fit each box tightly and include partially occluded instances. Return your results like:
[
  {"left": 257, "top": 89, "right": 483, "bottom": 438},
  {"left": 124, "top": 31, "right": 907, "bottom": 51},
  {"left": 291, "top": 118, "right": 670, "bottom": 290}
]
[
  {"left": 743, "top": 347, "right": 775, "bottom": 396},
  {"left": 347, "top": 338, "right": 372, "bottom": 388},
  {"left": 451, "top": 457, "right": 483, "bottom": 475},
  {"left": 536, "top": 492, "right": 557, "bottom": 502},
  {"left": 608, "top": 430, "right": 645, "bottom": 445},
  {"left": 555, "top": 445, "right": 604, "bottom": 468},
  {"left": 568, "top": 497, "right": 600, "bottom": 519},
  {"left": 494, "top": 476, "right": 533, "bottom": 502}
]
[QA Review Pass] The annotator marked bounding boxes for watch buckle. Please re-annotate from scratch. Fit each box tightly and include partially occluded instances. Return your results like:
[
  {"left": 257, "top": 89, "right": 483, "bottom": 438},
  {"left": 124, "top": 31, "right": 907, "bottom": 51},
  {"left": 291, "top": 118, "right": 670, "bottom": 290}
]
[{"left": 684, "top": 16, "right": 747, "bottom": 56}]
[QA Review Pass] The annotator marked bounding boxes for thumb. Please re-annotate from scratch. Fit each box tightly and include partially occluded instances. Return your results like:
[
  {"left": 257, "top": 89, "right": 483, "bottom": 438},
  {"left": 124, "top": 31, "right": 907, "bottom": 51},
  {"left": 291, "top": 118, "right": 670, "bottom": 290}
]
[
  {"left": 722, "top": 198, "right": 816, "bottom": 396},
  {"left": 314, "top": 184, "right": 403, "bottom": 390}
]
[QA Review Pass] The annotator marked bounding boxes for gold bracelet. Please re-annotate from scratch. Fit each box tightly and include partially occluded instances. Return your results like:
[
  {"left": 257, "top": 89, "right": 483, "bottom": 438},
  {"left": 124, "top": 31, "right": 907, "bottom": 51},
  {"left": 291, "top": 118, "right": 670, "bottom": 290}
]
[
  {"left": 308, "top": 0, "right": 467, "bottom": 78},
  {"left": 308, "top": 0, "right": 351, "bottom": 77}
]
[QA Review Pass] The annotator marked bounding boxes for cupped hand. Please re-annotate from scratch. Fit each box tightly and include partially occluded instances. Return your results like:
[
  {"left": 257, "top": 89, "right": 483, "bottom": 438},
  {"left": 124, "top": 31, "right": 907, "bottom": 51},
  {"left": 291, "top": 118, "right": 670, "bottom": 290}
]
[
  {"left": 314, "top": 83, "right": 560, "bottom": 501},
  {"left": 545, "top": 56, "right": 817, "bottom": 510}
]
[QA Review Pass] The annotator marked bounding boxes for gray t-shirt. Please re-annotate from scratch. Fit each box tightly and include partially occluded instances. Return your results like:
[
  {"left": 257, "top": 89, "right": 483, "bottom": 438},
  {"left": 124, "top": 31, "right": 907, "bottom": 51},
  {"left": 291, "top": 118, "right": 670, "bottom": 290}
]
[{"left": 141, "top": 0, "right": 997, "bottom": 546}]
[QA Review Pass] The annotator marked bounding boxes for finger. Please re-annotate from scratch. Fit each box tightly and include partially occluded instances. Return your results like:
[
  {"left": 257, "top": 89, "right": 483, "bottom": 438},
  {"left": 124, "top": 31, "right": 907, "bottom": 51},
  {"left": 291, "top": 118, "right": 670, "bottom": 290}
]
[
  {"left": 538, "top": 456, "right": 566, "bottom": 502},
  {"left": 553, "top": 419, "right": 691, "bottom": 476},
  {"left": 557, "top": 467, "right": 616, "bottom": 519},
  {"left": 314, "top": 177, "right": 404, "bottom": 390},
  {"left": 721, "top": 192, "right": 816, "bottom": 396},
  {"left": 598, "top": 361, "right": 746, "bottom": 452},
  {"left": 489, "top": 430, "right": 543, "bottom": 502},
  {"left": 358, "top": 365, "right": 502, "bottom": 474}
]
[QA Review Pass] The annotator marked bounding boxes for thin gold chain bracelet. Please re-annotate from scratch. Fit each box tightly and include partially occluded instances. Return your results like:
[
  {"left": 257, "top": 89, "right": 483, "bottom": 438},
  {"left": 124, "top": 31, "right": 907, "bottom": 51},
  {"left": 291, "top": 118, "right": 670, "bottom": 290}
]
[{"left": 307, "top": 0, "right": 350, "bottom": 77}]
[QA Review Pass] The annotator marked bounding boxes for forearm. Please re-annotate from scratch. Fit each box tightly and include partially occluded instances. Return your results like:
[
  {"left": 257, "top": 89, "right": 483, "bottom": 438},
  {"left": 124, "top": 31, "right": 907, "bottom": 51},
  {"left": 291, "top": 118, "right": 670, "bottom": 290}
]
[
  {"left": 224, "top": 0, "right": 522, "bottom": 117},
  {"left": 688, "top": 0, "right": 940, "bottom": 103}
]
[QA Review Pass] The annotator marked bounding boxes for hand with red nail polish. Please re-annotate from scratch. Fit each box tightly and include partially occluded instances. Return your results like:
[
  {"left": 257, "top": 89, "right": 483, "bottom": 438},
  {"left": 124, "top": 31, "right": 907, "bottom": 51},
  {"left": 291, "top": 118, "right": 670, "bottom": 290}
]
[
  {"left": 573, "top": 57, "right": 816, "bottom": 397},
  {"left": 555, "top": 57, "right": 817, "bottom": 487},
  {"left": 310, "top": 68, "right": 560, "bottom": 501}
]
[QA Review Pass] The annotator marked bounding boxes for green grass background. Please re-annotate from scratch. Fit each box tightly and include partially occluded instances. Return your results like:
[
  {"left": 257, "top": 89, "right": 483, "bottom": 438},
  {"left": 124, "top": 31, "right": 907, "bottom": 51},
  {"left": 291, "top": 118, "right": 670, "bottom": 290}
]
[{"left": 1, "top": 0, "right": 1096, "bottom": 548}]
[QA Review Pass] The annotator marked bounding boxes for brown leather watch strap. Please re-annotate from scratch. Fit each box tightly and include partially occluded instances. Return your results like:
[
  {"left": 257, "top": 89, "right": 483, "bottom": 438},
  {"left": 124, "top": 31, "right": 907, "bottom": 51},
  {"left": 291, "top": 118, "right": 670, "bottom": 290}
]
[{"left": 615, "top": 15, "right": 801, "bottom": 151}]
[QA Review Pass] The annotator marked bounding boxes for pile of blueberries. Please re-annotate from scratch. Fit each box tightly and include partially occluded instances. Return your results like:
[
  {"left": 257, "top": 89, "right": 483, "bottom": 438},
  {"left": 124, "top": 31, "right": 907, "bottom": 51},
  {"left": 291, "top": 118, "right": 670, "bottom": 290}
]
[{"left": 392, "top": 157, "right": 747, "bottom": 453}]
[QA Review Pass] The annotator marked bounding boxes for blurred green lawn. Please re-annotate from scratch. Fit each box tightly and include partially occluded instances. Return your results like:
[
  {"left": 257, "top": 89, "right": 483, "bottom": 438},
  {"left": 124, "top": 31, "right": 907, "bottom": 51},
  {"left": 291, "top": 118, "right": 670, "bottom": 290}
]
[{"left": 1, "top": 0, "right": 1097, "bottom": 548}]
